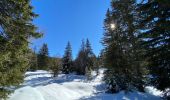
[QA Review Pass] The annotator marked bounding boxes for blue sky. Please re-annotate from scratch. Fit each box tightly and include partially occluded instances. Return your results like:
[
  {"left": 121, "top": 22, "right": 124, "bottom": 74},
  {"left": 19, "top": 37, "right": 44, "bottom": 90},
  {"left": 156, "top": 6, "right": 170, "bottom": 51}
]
[{"left": 31, "top": 0, "right": 110, "bottom": 58}]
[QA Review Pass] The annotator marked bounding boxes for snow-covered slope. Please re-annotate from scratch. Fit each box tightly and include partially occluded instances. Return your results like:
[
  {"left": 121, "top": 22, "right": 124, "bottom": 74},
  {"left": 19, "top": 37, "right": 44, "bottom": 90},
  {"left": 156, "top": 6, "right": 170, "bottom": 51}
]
[{"left": 9, "top": 69, "right": 162, "bottom": 100}]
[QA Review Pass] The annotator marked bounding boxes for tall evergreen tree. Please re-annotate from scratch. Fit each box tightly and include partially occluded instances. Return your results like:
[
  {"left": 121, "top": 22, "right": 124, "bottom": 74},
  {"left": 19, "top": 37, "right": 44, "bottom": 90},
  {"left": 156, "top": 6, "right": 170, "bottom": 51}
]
[
  {"left": 37, "top": 43, "right": 49, "bottom": 70},
  {"left": 85, "top": 39, "right": 95, "bottom": 80},
  {"left": 102, "top": 0, "right": 148, "bottom": 93},
  {"left": 75, "top": 39, "right": 95, "bottom": 76},
  {"left": 138, "top": 0, "right": 170, "bottom": 98},
  {"left": 0, "top": 0, "right": 41, "bottom": 98},
  {"left": 86, "top": 39, "right": 93, "bottom": 57},
  {"left": 62, "top": 42, "right": 73, "bottom": 74},
  {"left": 75, "top": 40, "right": 87, "bottom": 75},
  {"left": 85, "top": 39, "right": 95, "bottom": 69}
]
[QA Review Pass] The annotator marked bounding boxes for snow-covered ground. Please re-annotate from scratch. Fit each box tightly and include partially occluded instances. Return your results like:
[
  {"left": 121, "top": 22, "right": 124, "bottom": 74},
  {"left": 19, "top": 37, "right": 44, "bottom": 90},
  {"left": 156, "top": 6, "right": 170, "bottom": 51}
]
[{"left": 9, "top": 69, "right": 162, "bottom": 100}]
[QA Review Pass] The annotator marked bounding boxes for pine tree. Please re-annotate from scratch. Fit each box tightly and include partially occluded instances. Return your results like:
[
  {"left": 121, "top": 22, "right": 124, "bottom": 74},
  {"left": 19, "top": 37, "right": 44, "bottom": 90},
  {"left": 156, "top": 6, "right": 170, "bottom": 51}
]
[
  {"left": 86, "top": 39, "right": 94, "bottom": 57},
  {"left": 85, "top": 39, "right": 95, "bottom": 80},
  {"left": 85, "top": 39, "right": 95, "bottom": 69},
  {"left": 75, "top": 39, "right": 87, "bottom": 75},
  {"left": 62, "top": 42, "right": 73, "bottom": 74},
  {"left": 37, "top": 43, "right": 49, "bottom": 70},
  {"left": 75, "top": 39, "right": 95, "bottom": 77},
  {"left": 29, "top": 47, "right": 38, "bottom": 71},
  {"left": 138, "top": 0, "right": 170, "bottom": 98},
  {"left": 81, "top": 39, "right": 86, "bottom": 52},
  {"left": 102, "top": 0, "right": 148, "bottom": 93},
  {"left": 0, "top": 0, "right": 41, "bottom": 99}
]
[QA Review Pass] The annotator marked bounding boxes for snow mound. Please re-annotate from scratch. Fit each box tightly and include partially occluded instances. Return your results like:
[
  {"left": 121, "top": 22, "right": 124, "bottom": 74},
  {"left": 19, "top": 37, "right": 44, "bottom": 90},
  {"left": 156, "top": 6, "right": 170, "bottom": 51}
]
[
  {"left": 145, "top": 86, "right": 163, "bottom": 96},
  {"left": 9, "top": 86, "right": 44, "bottom": 100}
]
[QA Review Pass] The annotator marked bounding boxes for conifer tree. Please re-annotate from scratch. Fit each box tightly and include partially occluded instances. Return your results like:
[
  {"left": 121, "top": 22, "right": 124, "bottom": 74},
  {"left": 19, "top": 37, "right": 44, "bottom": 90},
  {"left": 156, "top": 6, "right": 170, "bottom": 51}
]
[
  {"left": 62, "top": 42, "right": 73, "bottom": 74},
  {"left": 86, "top": 39, "right": 94, "bottom": 57},
  {"left": 102, "top": 0, "right": 148, "bottom": 93},
  {"left": 29, "top": 47, "right": 38, "bottom": 71},
  {"left": 75, "top": 40, "right": 87, "bottom": 75},
  {"left": 0, "top": 0, "right": 41, "bottom": 98},
  {"left": 37, "top": 43, "right": 49, "bottom": 70},
  {"left": 138, "top": 0, "right": 170, "bottom": 98},
  {"left": 85, "top": 39, "right": 95, "bottom": 69},
  {"left": 75, "top": 39, "right": 95, "bottom": 77},
  {"left": 85, "top": 39, "right": 95, "bottom": 80}
]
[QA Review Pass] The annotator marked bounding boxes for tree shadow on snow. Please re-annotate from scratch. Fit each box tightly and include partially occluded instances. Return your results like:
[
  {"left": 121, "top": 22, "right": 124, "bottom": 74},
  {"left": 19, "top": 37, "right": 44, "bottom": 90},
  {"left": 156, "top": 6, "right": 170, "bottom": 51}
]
[
  {"left": 47, "top": 74, "right": 86, "bottom": 84},
  {"left": 79, "top": 91, "right": 161, "bottom": 100},
  {"left": 22, "top": 73, "right": 86, "bottom": 87}
]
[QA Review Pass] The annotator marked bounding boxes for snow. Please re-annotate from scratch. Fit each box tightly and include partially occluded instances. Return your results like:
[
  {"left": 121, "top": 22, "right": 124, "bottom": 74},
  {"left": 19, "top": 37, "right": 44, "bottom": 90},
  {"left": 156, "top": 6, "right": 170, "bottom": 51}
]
[
  {"left": 9, "top": 86, "right": 44, "bottom": 100},
  {"left": 8, "top": 68, "right": 162, "bottom": 100},
  {"left": 145, "top": 86, "right": 163, "bottom": 96}
]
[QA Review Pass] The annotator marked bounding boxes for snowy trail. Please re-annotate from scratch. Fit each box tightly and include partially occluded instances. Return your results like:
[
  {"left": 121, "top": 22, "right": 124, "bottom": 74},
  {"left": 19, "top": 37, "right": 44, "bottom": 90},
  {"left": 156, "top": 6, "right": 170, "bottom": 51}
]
[
  {"left": 9, "top": 86, "right": 45, "bottom": 100},
  {"left": 9, "top": 70, "right": 97, "bottom": 100},
  {"left": 35, "top": 82, "right": 94, "bottom": 100},
  {"left": 9, "top": 69, "right": 162, "bottom": 100}
]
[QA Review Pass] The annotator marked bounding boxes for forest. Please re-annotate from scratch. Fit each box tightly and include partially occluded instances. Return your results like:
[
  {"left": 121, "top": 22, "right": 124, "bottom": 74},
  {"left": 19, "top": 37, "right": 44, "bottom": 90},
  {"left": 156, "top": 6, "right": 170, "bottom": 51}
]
[{"left": 0, "top": 0, "right": 169, "bottom": 100}]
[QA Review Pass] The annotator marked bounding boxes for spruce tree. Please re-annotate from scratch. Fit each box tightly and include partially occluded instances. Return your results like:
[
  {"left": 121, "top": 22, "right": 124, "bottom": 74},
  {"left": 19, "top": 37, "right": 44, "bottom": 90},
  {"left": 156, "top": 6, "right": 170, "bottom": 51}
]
[
  {"left": 75, "top": 40, "right": 87, "bottom": 75},
  {"left": 75, "top": 39, "right": 95, "bottom": 77},
  {"left": 62, "top": 42, "right": 73, "bottom": 74},
  {"left": 102, "top": 0, "right": 148, "bottom": 93},
  {"left": 85, "top": 39, "right": 95, "bottom": 80},
  {"left": 86, "top": 39, "right": 94, "bottom": 57},
  {"left": 85, "top": 39, "right": 95, "bottom": 69},
  {"left": 29, "top": 47, "right": 38, "bottom": 71},
  {"left": 138, "top": 0, "right": 170, "bottom": 98},
  {"left": 37, "top": 43, "right": 49, "bottom": 70},
  {"left": 0, "top": 0, "right": 41, "bottom": 99}
]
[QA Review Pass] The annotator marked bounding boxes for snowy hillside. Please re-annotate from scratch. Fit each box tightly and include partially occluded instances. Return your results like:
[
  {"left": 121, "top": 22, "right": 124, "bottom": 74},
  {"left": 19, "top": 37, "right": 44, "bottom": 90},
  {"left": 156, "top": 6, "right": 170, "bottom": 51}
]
[{"left": 9, "top": 69, "right": 162, "bottom": 100}]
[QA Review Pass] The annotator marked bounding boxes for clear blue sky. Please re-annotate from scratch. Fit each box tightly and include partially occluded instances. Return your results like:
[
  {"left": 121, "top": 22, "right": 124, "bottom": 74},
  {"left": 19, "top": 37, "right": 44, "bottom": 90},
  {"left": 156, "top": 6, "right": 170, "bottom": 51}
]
[{"left": 31, "top": 0, "right": 110, "bottom": 58}]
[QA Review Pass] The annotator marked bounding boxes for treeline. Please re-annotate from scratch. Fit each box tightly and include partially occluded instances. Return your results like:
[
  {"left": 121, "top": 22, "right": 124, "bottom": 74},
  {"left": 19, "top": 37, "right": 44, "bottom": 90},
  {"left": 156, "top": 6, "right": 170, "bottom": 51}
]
[
  {"left": 29, "top": 39, "right": 100, "bottom": 78},
  {"left": 29, "top": 43, "right": 61, "bottom": 77},
  {"left": 102, "top": 0, "right": 169, "bottom": 99},
  {"left": 62, "top": 39, "right": 100, "bottom": 78}
]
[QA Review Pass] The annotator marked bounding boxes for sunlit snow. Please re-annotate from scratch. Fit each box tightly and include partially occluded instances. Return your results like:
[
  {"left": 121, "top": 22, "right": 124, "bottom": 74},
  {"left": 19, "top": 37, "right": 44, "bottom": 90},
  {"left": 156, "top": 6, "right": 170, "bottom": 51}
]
[{"left": 9, "top": 69, "right": 162, "bottom": 100}]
